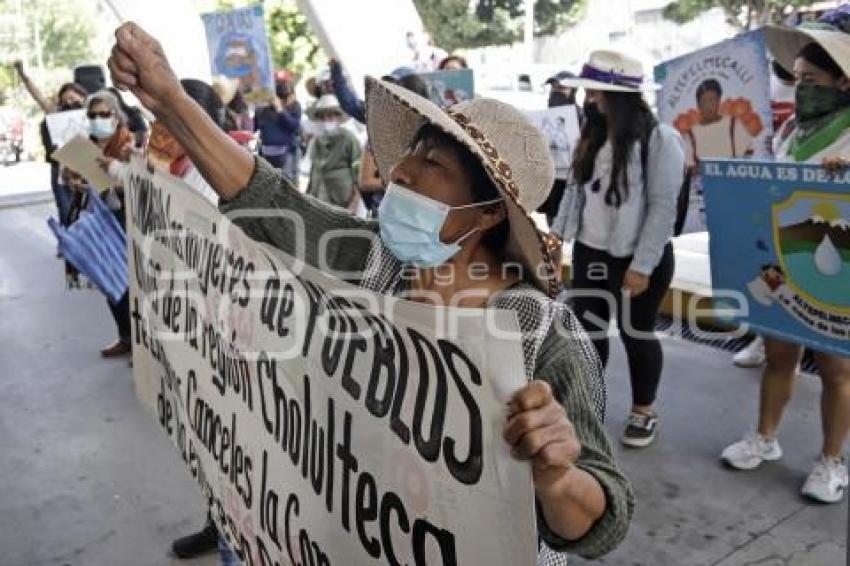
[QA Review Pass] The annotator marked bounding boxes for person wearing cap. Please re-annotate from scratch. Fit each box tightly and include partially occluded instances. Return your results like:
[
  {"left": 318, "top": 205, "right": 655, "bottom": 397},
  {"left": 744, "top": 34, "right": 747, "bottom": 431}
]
[
  {"left": 306, "top": 94, "right": 362, "bottom": 211},
  {"left": 720, "top": 7, "right": 850, "bottom": 504},
  {"left": 551, "top": 50, "right": 685, "bottom": 449},
  {"left": 109, "top": 22, "right": 633, "bottom": 563},
  {"left": 538, "top": 71, "right": 585, "bottom": 225},
  {"left": 254, "top": 78, "right": 302, "bottom": 184}
]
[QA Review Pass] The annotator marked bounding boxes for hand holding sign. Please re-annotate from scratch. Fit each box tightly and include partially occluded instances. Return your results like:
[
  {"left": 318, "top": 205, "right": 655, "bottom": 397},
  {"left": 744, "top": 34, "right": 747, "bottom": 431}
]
[{"left": 504, "top": 380, "right": 581, "bottom": 489}]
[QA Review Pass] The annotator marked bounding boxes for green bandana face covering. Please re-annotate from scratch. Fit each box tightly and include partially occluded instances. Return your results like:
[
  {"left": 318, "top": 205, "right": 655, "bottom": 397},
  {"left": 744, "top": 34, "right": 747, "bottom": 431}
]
[
  {"left": 790, "top": 84, "right": 850, "bottom": 162},
  {"left": 795, "top": 84, "right": 850, "bottom": 122}
]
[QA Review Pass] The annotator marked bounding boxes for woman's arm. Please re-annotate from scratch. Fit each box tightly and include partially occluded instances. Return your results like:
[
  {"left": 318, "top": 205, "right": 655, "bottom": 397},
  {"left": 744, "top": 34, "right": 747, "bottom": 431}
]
[
  {"left": 275, "top": 102, "right": 302, "bottom": 132},
  {"left": 631, "top": 124, "right": 684, "bottom": 275},
  {"left": 528, "top": 324, "right": 634, "bottom": 559},
  {"left": 329, "top": 59, "right": 366, "bottom": 124},
  {"left": 13, "top": 61, "right": 54, "bottom": 114}
]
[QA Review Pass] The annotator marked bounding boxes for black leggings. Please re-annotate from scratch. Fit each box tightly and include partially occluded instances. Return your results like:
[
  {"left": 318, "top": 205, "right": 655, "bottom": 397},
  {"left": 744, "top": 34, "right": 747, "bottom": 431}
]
[
  {"left": 108, "top": 292, "right": 132, "bottom": 342},
  {"left": 570, "top": 241, "right": 675, "bottom": 407}
]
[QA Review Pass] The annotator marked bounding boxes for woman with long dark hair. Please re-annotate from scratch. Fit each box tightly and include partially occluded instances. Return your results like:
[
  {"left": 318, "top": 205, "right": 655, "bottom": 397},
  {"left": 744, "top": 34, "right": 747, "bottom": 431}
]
[{"left": 552, "top": 50, "right": 685, "bottom": 448}]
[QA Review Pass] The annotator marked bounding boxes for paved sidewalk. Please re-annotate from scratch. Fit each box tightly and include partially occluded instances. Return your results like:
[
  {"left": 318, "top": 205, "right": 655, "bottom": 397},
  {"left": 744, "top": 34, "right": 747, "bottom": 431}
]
[{"left": 0, "top": 203, "right": 845, "bottom": 566}]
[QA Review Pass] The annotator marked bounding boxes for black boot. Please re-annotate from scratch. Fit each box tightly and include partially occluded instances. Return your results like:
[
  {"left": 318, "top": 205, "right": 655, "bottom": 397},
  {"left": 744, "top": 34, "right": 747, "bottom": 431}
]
[{"left": 172, "top": 517, "right": 218, "bottom": 559}]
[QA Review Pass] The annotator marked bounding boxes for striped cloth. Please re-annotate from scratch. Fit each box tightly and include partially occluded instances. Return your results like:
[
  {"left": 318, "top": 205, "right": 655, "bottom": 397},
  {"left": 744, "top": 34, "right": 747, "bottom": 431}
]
[{"left": 48, "top": 187, "right": 128, "bottom": 304}]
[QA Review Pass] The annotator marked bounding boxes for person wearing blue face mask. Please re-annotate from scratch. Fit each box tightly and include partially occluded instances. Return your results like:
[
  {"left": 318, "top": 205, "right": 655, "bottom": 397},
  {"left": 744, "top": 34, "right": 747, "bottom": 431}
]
[{"left": 109, "top": 22, "right": 634, "bottom": 564}]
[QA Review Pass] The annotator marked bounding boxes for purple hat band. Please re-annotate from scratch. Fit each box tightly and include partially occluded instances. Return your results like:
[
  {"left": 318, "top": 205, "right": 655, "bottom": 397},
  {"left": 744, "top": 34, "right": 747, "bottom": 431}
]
[{"left": 579, "top": 63, "right": 644, "bottom": 88}]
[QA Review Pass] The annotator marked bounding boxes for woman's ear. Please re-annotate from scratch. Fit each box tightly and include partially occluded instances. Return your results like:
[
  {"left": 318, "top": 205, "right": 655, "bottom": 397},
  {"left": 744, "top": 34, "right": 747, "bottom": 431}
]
[{"left": 478, "top": 203, "right": 508, "bottom": 231}]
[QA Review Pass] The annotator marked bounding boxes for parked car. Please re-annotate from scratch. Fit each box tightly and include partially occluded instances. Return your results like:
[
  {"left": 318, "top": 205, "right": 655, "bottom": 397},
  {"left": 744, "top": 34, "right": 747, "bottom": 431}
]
[{"left": 0, "top": 107, "right": 24, "bottom": 165}]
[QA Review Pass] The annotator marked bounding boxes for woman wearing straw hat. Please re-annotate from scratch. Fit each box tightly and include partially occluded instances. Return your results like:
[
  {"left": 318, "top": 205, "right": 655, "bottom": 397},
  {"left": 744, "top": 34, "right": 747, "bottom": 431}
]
[
  {"left": 109, "top": 22, "right": 632, "bottom": 564},
  {"left": 551, "top": 50, "right": 685, "bottom": 449},
  {"left": 720, "top": 6, "right": 850, "bottom": 504}
]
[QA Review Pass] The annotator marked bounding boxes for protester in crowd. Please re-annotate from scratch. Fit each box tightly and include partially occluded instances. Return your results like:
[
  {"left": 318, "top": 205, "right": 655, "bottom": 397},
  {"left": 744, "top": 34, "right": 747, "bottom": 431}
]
[
  {"left": 109, "top": 22, "right": 633, "bottom": 563},
  {"left": 721, "top": 8, "right": 850, "bottom": 504},
  {"left": 551, "top": 50, "right": 685, "bottom": 448},
  {"left": 329, "top": 60, "right": 429, "bottom": 125},
  {"left": 12, "top": 60, "right": 88, "bottom": 228},
  {"left": 84, "top": 89, "right": 134, "bottom": 358},
  {"left": 107, "top": 86, "right": 148, "bottom": 148},
  {"left": 329, "top": 61, "right": 430, "bottom": 216},
  {"left": 684, "top": 78, "right": 755, "bottom": 168},
  {"left": 306, "top": 95, "right": 362, "bottom": 211},
  {"left": 538, "top": 70, "right": 585, "bottom": 225},
  {"left": 59, "top": 167, "right": 95, "bottom": 289},
  {"left": 733, "top": 60, "right": 799, "bottom": 370},
  {"left": 254, "top": 78, "right": 301, "bottom": 183},
  {"left": 439, "top": 54, "right": 469, "bottom": 71}
]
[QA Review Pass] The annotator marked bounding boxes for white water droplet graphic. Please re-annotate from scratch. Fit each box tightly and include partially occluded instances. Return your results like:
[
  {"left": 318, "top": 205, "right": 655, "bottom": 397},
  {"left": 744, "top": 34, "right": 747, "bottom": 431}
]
[{"left": 814, "top": 235, "right": 842, "bottom": 276}]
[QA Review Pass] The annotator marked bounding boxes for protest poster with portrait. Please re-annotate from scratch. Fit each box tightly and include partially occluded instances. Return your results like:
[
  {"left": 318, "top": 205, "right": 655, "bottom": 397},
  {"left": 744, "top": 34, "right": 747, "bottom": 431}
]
[
  {"left": 125, "top": 162, "right": 538, "bottom": 565},
  {"left": 201, "top": 5, "right": 274, "bottom": 103},
  {"left": 655, "top": 31, "right": 773, "bottom": 233},
  {"left": 419, "top": 69, "right": 475, "bottom": 108},
  {"left": 704, "top": 159, "right": 850, "bottom": 357},
  {"left": 525, "top": 106, "right": 581, "bottom": 176}
]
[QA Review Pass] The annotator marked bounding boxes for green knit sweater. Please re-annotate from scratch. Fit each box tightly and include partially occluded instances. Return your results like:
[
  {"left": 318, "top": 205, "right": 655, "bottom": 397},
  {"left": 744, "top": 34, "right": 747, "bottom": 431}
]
[{"left": 221, "top": 157, "right": 634, "bottom": 560}]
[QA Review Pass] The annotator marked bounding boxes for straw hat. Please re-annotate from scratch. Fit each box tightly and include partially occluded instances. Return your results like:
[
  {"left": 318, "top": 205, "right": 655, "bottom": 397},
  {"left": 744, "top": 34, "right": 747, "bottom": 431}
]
[
  {"left": 555, "top": 50, "right": 658, "bottom": 92},
  {"left": 765, "top": 6, "right": 850, "bottom": 80},
  {"left": 308, "top": 94, "right": 343, "bottom": 118},
  {"left": 365, "top": 77, "right": 562, "bottom": 297}
]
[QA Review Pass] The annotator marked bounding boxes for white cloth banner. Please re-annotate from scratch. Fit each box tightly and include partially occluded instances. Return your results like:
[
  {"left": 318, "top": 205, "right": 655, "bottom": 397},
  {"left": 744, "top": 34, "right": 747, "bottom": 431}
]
[{"left": 126, "top": 162, "right": 537, "bottom": 565}]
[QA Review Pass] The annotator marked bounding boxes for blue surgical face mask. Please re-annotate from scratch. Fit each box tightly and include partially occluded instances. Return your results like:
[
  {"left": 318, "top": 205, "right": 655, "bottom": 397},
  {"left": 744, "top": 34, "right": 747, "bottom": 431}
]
[
  {"left": 89, "top": 117, "right": 116, "bottom": 139},
  {"left": 378, "top": 182, "right": 502, "bottom": 267}
]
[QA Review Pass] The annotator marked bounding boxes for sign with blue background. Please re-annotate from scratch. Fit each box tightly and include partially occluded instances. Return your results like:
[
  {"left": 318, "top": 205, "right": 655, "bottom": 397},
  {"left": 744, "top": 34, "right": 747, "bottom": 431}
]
[
  {"left": 703, "top": 159, "right": 850, "bottom": 356},
  {"left": 201, "top": 5, "right": 273, "bottom": 103}
]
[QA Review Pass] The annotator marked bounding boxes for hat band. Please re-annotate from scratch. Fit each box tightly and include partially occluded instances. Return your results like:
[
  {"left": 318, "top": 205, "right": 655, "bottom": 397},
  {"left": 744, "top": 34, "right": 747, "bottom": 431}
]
[
  {"left": 579, "top": 63, "right": 644, "bottom": 88},
  {"left": 445, "top": 108, "right": 559, "bottom": 297}
]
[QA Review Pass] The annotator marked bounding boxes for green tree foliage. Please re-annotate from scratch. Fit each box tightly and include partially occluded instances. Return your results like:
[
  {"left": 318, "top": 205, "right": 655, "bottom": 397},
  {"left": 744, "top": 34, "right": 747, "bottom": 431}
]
[
  {"left": 0, "top": 0, "right": 100, "bottom": 102},
  {"left": 414, "top": 0, "right": 585, "bottom": 51},
  {"left": 663, "top": 0, "right": 821, "bottom": 31}
]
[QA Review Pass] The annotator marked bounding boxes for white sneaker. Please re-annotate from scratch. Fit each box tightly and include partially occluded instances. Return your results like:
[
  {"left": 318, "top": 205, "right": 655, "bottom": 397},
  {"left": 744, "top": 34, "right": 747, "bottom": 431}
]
[
  {"left": 733, "top": 336, "right": 765, "bottom": 368},
  {"left": 721, "top": 434, "right": 783, "bottom": 470},
  {"left": 802, "top": 456, "right": 849, "bottom": 503}
]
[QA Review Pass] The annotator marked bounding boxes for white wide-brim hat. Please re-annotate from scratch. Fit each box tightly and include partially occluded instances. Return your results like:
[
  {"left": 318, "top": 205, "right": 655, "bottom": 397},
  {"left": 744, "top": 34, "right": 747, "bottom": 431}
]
[
  {"left": 765, "top": 23, "right": 850, "bottom": 80},
  {"left": 308, "top": 94, "right": 343, "bottom": 118},
  {"left": 365, "top": 77, "right": 562, "bottom": 297},
  {"left": 555, "top": 49, "right": 659, "bottom": 92}
]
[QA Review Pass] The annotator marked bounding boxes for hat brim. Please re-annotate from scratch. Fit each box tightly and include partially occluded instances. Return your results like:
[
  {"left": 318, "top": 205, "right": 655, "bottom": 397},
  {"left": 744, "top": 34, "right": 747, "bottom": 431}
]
[
  {"left": 364, "top": 77, "right": 560, "bottom": 297},
  {"left": 765, "top": 25, "right": 850, "bottom": 80},
  {"left": 555, "top": 77, "right": 660, "bottom": 92}
]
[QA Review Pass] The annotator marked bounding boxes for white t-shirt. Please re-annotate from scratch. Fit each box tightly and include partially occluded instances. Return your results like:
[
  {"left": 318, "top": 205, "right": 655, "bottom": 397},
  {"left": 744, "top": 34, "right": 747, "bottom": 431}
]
[
  {"left": 577, "top": 141, "right": 615, "bottom": 250},
  {"left": 685, "top": 115, "right": 754, "bottom": 166}
]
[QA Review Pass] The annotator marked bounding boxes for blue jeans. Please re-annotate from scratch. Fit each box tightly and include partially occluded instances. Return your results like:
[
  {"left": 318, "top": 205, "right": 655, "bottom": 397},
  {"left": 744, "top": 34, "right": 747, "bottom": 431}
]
[
  {"left": 218, "top": 536, "right": 240, "bottom": 565},
  {"left": 262, "top": 149, "right": 300, "bottom": 185},
  {"left": 50, "top": 165, "right": 72, "bottom": 226}
]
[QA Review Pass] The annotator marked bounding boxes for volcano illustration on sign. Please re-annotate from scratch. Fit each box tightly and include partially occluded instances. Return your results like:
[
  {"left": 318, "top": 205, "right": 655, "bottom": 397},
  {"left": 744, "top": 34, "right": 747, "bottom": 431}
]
[{"left": 773, "top": 192, "right": 850, "bottom": 313}]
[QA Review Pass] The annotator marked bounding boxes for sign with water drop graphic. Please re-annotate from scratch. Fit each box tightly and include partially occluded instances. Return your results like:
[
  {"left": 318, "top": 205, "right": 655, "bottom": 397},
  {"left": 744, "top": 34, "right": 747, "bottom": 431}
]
[{"left": 703, "top": 160, "right": 850, "bottom": 356}]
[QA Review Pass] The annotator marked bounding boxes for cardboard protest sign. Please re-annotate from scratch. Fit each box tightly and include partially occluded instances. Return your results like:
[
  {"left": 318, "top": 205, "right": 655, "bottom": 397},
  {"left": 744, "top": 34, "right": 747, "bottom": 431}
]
[
  {"left": 655, "top": 31, "right": 772, "bottom": 233},
  {"left": 525, "top": 106, "right": 581, "bottom": 176},
  {"left": 51, "top": 135, "right": 114, "bottom": 191},
  {"left": 295, "top": 0, "right": 424, "bottom": 97},
  {"left": 201, "top": 5, "right": 274, "bottom": 103},
  {"left": 703, "top": 159, "right": 850, "bottom": 356},
  {"left": 126, "top": 162, "right": 538, "bottom": 565},
  {"left": 419, "top": 69, "right": 474, "bottom": 108},
  {"left": 45, "top": 109, "right": 88, "bottom": 148}
]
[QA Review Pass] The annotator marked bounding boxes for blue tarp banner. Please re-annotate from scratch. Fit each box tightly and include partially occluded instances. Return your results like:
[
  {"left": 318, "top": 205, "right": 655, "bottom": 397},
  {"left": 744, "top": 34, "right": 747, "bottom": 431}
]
[
  {"left": 48, "top": 188, "right": 128, "bottom": 304},
  {"left": 703, "top": 159, "right": 850, "bottom": 356}
]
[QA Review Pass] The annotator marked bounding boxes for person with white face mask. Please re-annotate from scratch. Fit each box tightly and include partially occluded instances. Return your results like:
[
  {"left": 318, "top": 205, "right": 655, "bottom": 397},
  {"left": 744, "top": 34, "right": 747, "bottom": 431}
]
[
  {"left": 306, "top": 94, "right": 362, "bottom": 211},
  {"left": 83, "top": 90, "right": 135, "bottom": 359}
]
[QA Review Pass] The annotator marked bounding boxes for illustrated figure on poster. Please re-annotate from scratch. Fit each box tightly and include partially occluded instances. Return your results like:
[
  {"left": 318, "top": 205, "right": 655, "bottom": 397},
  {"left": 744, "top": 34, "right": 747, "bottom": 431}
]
[
  {"left": 213, "top": 31, "right": 269, "bottom": 97},
  {"left": 683, "top": 79, "right": 758, "bottom": 166}
]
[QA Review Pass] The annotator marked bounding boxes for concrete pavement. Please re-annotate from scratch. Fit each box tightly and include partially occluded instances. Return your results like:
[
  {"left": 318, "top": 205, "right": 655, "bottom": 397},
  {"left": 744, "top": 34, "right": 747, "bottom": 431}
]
[{"left": 0, "top": 201, "right": 845, "bottom": 566}]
